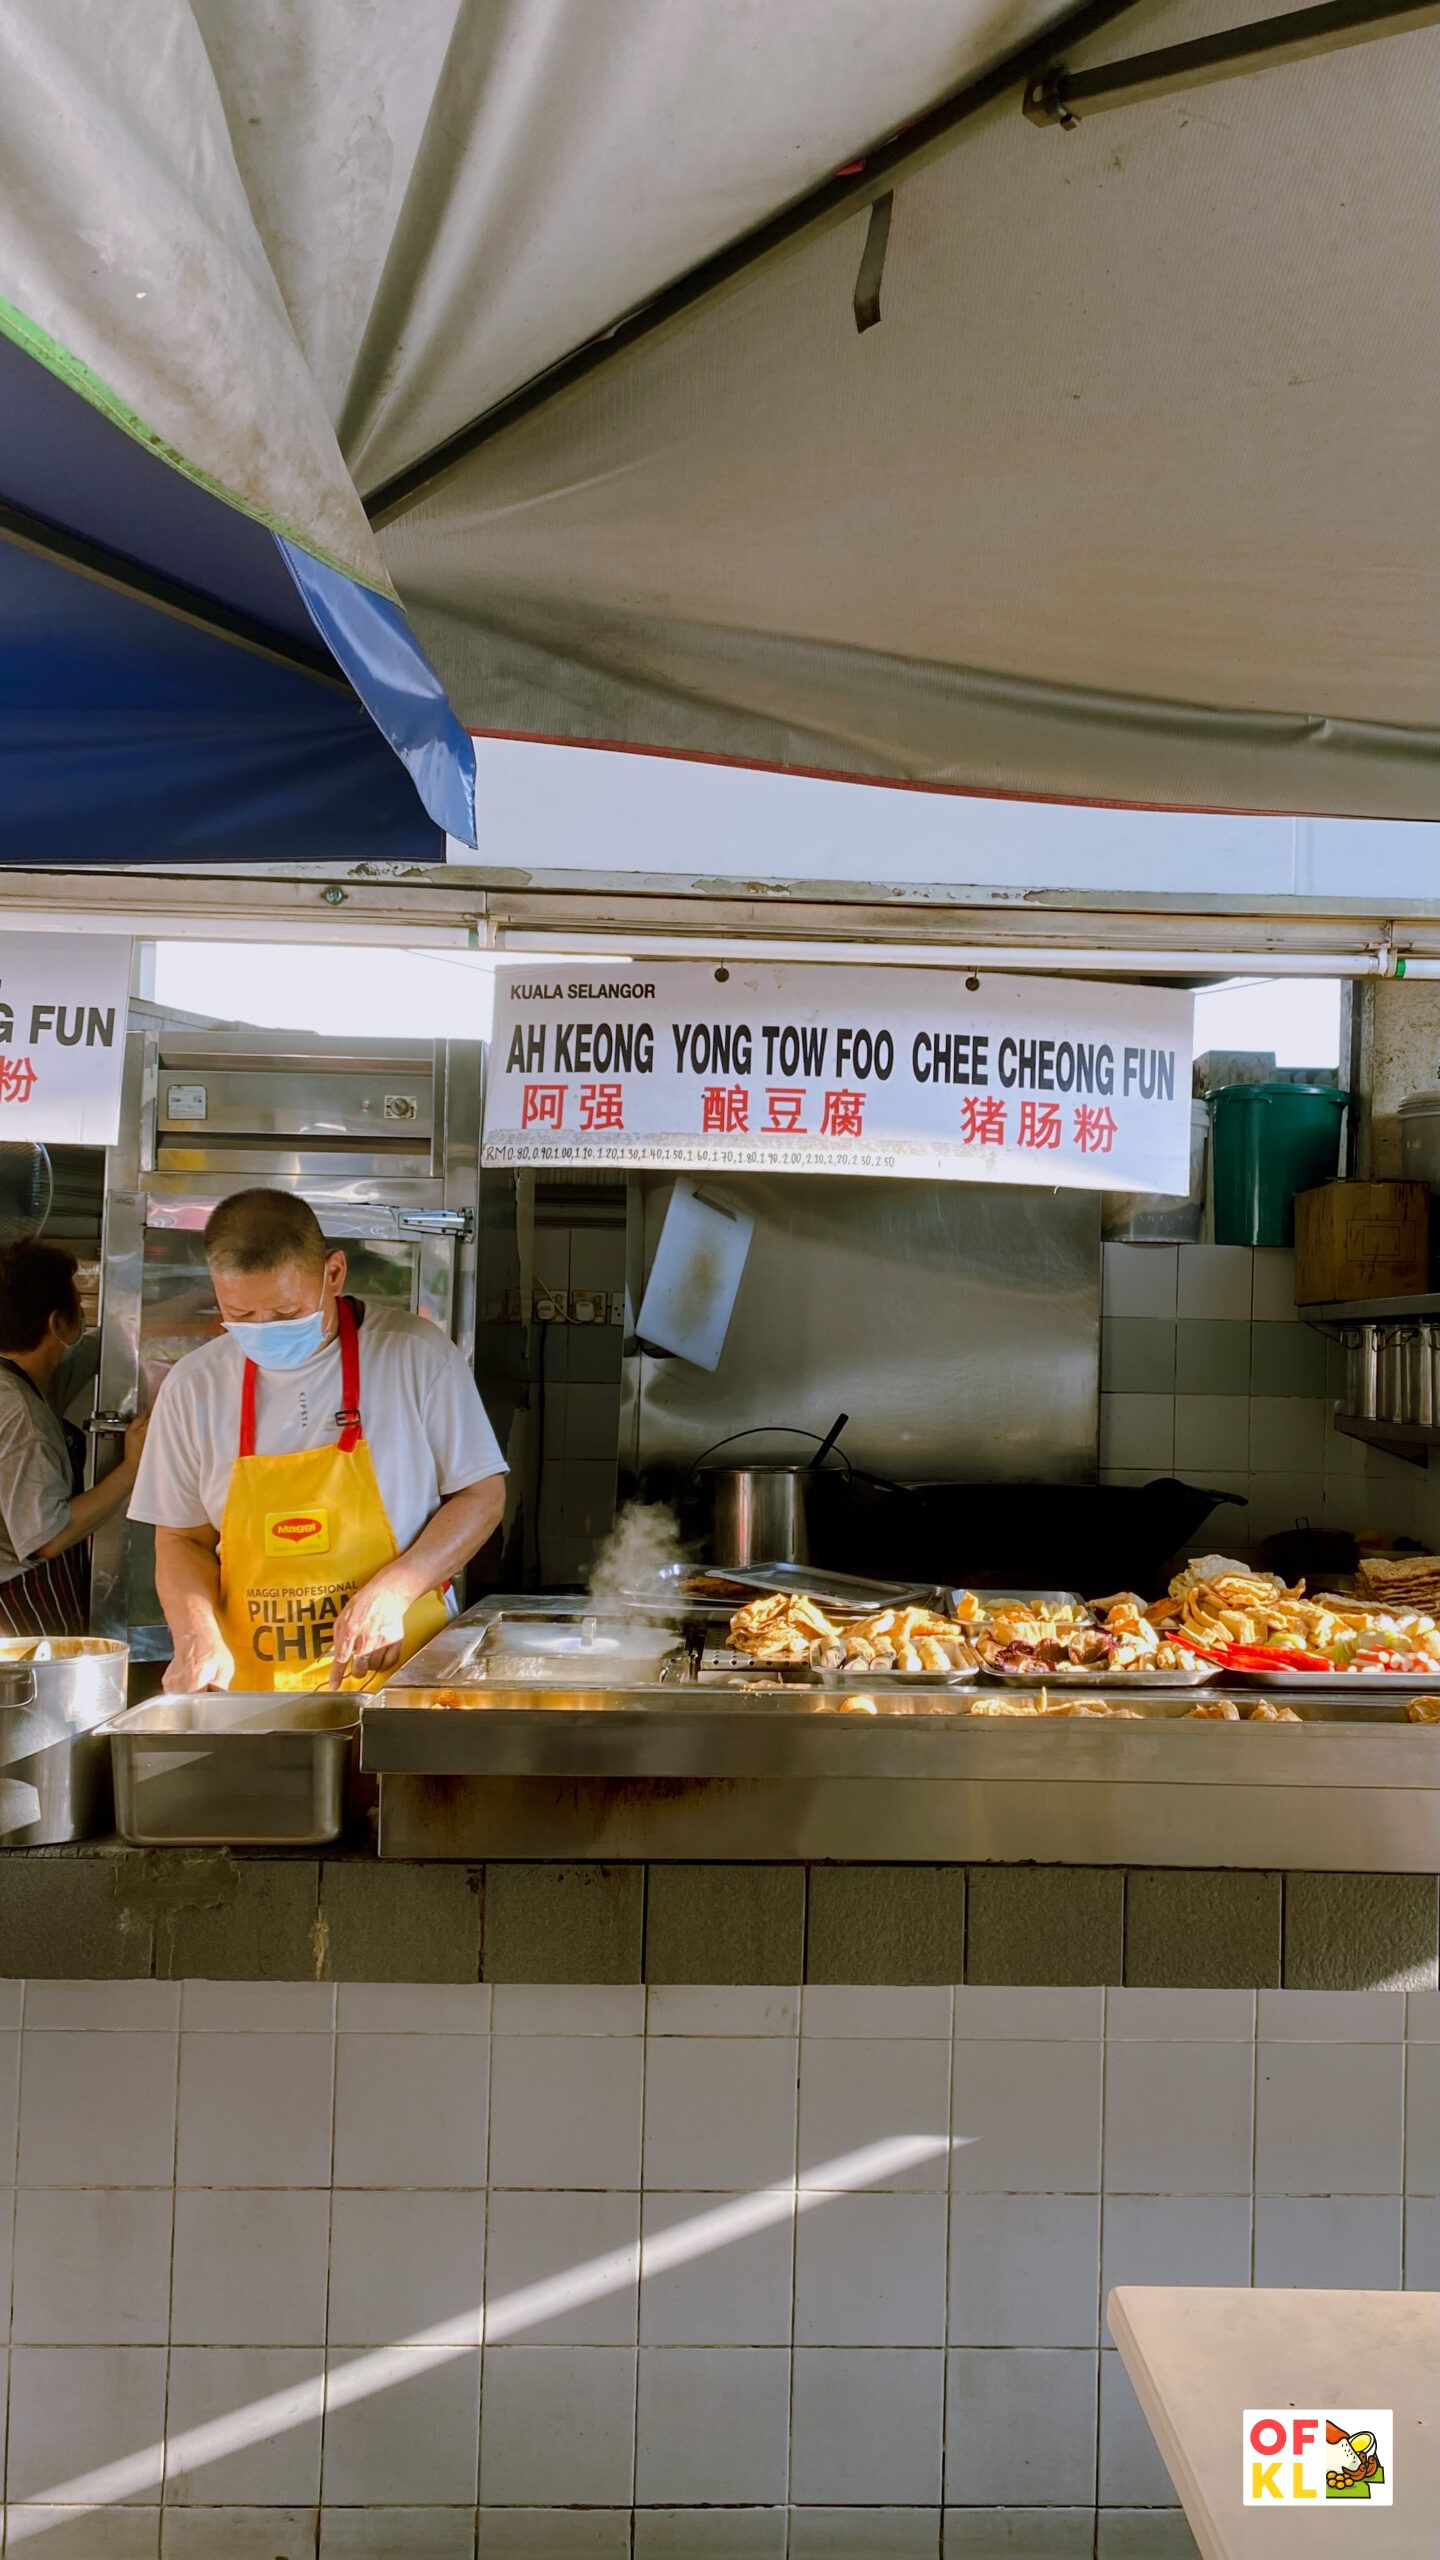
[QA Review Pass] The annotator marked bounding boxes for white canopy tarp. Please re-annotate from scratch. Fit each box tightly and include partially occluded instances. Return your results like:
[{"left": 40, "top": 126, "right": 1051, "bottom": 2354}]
[{"left": 3, "top": 0, "right": 1437, "bottom": 816}]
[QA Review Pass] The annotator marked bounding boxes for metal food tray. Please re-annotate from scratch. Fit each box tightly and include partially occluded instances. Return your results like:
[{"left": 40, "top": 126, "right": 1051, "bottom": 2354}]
[
  {"left": 983, "top": 1662, "right": 1221, "bottom": 1689},
  {"left": 718, "top": 1564, "right": 936, "bottom": 1611},
  {"left": 468, "top": 1617, "right": 686, "bottom": 1681},
  {"left": 814, "top": 1665, "right": 987, "bottom": 1691},
  {"left": 962, "top": 1589, "right": 1087, "bottom": 1614},
  {"left": 109, "top": 1693, "right": 358, "bottom": 1846},
  {"left": 1234, "top": 1667, "right": 1440, "bottom": 1691}
]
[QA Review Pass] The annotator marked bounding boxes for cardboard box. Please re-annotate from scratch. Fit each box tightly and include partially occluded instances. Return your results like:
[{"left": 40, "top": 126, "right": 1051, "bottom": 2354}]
[{"left": 1294, "top": 1179, "right": 1430, "bottom": 1306}]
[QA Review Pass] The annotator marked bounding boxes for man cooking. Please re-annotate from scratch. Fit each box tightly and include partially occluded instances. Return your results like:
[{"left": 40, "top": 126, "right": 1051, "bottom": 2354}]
[{"left": 130, "top": 1187, "right": 507, "bottom": 1690}]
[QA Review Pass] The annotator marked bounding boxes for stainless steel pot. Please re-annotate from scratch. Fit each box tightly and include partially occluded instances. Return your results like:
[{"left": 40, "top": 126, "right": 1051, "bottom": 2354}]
[
  {"left": 702, "top": 1465, "right": 811, "bottom": 1568},
  {"left": 0, "top": 1636, "right": 128, "bottom": 1847}
]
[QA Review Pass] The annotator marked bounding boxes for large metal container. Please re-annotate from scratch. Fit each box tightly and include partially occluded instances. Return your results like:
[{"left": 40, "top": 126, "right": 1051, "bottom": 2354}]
[
  {"left": 0, "top": 1637, "right": 128, "bottom": 1847},
  {"left": 702, "top": 1464, "right": 811, "bottom": 1567},
  {"left": 109, "top": 1693, "right": 357, "bottom": 1846}
]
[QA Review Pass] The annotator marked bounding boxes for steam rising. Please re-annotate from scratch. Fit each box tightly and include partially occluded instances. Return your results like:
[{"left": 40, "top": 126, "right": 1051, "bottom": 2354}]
[{"left": 587, "top": 1502, "right": 686, "bottom": 1616}]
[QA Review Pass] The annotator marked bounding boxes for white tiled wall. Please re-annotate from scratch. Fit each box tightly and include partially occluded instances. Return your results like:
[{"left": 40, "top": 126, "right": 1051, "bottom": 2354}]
[
  {"left": 1100, "top": 1242, "right": 1430, "bottom": 1548},
  {"left": 1, "top": 1981, "right": 1436, "bottom": 2556}
]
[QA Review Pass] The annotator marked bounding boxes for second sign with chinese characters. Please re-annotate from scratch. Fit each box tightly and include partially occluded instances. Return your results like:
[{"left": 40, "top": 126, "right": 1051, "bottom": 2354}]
[{"left": 484, "top": 962, "right": 1194, "bottom": 1192}]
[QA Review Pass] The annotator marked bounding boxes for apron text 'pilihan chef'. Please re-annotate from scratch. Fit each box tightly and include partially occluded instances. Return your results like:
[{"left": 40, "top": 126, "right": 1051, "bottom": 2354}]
[{"left": 216, "top": 1297, "right": 448, "bottom": 1691}]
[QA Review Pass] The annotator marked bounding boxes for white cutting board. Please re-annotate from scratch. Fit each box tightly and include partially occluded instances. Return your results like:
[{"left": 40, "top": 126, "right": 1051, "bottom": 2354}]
[{"left": 636, "top": 1179, "right": 755, "bottom": 1370}]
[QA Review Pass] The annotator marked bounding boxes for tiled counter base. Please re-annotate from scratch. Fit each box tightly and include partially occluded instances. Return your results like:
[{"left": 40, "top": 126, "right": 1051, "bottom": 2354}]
[
  {"left": 1, "top": 1850, "right": 1437, "bottom": 1991},
  {"left": 0, "top": 1979, "right": 1435, "bottom": 2559}
]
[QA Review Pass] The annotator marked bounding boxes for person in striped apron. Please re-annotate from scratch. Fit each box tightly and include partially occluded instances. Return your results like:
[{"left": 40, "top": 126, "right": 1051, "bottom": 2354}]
[{"left": 0, "top": 1240, "right": 146, "bottom": 1640}]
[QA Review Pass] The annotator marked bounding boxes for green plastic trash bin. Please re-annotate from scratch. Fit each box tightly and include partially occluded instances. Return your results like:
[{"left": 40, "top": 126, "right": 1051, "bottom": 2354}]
[{"left": 1208, "top": 1081, "right": 1349, "bottom": 1246}]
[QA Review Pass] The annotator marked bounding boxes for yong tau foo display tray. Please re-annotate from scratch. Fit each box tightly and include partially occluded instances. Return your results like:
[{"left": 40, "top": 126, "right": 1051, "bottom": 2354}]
[{"left": 725, "top": 1565, "right": 1440, "bottom": 1691}]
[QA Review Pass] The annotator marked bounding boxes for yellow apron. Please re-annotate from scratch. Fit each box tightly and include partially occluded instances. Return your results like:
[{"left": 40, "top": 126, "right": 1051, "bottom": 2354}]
[{"left": 216, "top": 1297, "right": 449, "bottom": 1692}]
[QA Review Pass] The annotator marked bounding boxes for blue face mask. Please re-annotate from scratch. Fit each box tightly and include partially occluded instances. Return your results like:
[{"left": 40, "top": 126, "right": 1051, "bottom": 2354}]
[{"left": 223, "top": 1304, "right": 328, "bottom": 1371}]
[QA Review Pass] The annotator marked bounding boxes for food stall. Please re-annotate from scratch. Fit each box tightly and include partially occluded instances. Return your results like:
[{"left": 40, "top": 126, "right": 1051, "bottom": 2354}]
[
  {"left": 0, "top": 937, "right": 1431, "bottom": 1884},
  {"left": 112, "top": 951, "right": 1427, "bottom": 1880}
]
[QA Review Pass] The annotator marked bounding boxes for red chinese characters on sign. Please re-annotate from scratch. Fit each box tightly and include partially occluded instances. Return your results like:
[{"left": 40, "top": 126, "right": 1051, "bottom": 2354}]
[
  {"left": 0, "top": 1058, "right": 38, "bottom": 1106},
  {"left": 820, "top": 1088, "right": 866, "bottom": 1138},
  {"left": 1074, "top": 1104, "right": 1118, "bottom": 1156},
  {"left": 579, "top": 1083, "right": 624, "bottom": 1131},
  {"left": 1017, "top": 1100, "right": 1063, "bottom": 1151},
  {"left": 764, "top": 1088, "right": 807, "bottom": 1133},
  {"left": 520, "top": 1083, "right": 566, "bottom": 1130},
  {"left": 701, "top": 1086, "right": 750, "bottom": 1134},
  {"left": 960, "top": 1096, "right": 1006, "bottom": 1147}
]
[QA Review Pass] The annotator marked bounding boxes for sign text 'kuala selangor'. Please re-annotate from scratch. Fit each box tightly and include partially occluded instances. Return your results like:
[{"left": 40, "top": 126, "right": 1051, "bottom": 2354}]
[{"left": 484, "top": 963, "right": 1194, "bottom": 1193}]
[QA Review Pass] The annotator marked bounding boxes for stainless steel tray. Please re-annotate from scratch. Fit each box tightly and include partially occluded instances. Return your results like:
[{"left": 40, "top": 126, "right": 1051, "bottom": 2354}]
[
  {"left": 815, "top": 1666, "right": 987, "bottom": 1691},
  {"left": 983, "top": 1663, "right": 1221, "bottom": 1689},
  {"left": 109, "top": 1693, "right": 357, "bottom": 1846},
  {"left": 465, "top": 1617, "right": 686, "bottom": 1683},
  {"left": 1235, "top": 1668, "right": 1440, "bottom": 1691},
  {"left": 965, "top": 1589, "right": 1087, "bottom": 1613},
  {"left": 718, "top": 1565, "right": 936, "bottom": 1611}
]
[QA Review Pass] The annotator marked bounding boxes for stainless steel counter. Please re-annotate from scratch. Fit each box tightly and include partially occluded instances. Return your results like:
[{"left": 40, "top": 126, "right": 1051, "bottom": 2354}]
[{"left": 363, "top": 1680, "right": 1440, "bottom": 1872}]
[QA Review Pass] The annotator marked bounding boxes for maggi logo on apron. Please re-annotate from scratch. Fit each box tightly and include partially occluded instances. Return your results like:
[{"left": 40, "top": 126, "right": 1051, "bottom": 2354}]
[
  {"left": 216, "top": 1299, "right": 448, "bottom": 1692},
  {"left": 264, "top": 1508, "right": 331, "bottom": 1556}
]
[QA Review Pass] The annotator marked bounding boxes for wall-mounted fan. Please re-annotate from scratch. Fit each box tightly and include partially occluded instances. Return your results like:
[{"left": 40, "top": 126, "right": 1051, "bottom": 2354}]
[{"left": 0, "top": 1142, "right": 54, "bottom": 1245}]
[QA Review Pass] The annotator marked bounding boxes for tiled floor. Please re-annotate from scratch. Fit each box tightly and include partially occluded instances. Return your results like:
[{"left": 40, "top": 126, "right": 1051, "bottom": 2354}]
[{"left": 1, "top": 1979, "right": 1435, "bottom": 2556}]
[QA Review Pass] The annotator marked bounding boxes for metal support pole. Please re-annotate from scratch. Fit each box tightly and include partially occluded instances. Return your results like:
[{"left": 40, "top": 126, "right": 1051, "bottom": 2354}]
[{"left": 1023, "top": 0, "right": 1437, "bottom": 127}]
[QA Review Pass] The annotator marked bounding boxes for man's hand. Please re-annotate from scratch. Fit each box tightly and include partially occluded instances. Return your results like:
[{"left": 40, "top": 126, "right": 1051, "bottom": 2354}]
[
  {"left": 330, "top": 1575, "right": 412, "bottom": 1680},
  {"left": 163, "top": 1631, "right": 235, "bottom": 1693}
]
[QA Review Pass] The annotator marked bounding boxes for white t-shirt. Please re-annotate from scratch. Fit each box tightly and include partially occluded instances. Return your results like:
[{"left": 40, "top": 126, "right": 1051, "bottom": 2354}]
[{"left": 130, "top": 1302, "right": 506, "bottom": 1549}]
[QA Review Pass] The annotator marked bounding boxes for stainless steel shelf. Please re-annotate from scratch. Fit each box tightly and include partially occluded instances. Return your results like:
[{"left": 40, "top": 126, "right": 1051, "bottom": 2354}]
[
  {"left": 1301, "top": 1293, "right": 1440, "bottom": 1327},
  {"left": 1333, "top": 1413, "right": 1438, "bottom": 1467}
]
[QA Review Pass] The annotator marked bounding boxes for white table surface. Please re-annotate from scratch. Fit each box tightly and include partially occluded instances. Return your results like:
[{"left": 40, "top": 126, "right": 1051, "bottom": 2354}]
[{"left": 1109, "top": 2286, "right": 1440, "bottom": 2558}]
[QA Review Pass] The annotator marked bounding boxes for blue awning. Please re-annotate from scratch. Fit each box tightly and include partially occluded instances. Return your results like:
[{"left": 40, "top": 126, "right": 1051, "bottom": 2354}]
[{"left": 0, "top": 335, "right": 475, "bottom": 863}]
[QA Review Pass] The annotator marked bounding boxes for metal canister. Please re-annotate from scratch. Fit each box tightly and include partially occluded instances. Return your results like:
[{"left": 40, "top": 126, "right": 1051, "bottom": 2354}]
[
  {"left": 1416, "top": 1321, "right": 1440, "bottom": 1428},
  {"left": 1344, "top": 1326, "right": 1380, "bottom": 1419},
  {"left": 1376, "top": 1325, "right": 1408, "bottom": 1422},
  {"left": 1401, "top": 1327, "right": 1434, "bottom": 1427}
]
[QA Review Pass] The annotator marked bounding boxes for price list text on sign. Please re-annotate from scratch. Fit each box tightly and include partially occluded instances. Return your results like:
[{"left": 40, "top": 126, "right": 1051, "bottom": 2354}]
[{"left": 483, "top": 962, "right": 1194, "bottom": 1192}]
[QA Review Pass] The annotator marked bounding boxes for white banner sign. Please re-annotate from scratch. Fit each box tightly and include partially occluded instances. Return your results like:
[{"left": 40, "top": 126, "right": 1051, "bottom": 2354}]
[
  {"left": 0, "top": 933, "right": 132, "bottom": 1145},
  {"left": 485, "top": 963, "right": 1194, "bottom": 1190}
]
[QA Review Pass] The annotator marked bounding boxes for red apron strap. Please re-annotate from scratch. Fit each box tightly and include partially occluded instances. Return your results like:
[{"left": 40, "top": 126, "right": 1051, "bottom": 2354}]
[
  {"left": 336, "top": 1296, "right": 363, "bottom": 1451},
  {"left": 236, "top": 1298, "right": 361, "bottom": 1459},
  {"left": 238, "top": 1355, "right": 259, "bottom": 1459}
]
